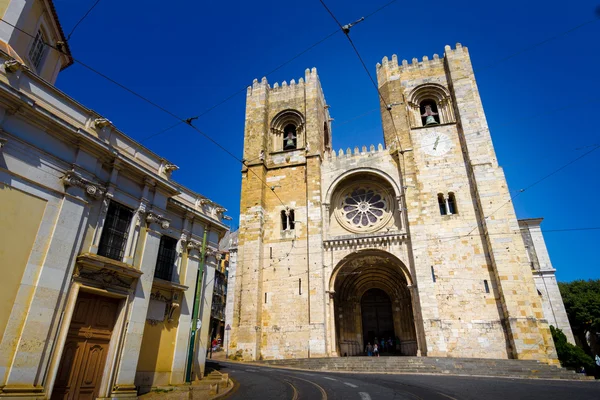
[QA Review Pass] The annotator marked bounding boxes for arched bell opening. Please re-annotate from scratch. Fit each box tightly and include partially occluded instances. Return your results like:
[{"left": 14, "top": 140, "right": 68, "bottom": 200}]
[
  {"left": 419, "top": 100, "right": 440, "bottom": 126},
  {"left": 331, "top": 250, "right": 418, "bottom": 357}
]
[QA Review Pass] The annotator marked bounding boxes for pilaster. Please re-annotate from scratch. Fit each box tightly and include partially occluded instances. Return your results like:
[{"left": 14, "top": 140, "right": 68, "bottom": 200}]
[
  {"left": 111, "top": 219, "right": 163, "bottom": 393},
  {"left": 1, "top": 194, "right": 88, "bottom": 392}
]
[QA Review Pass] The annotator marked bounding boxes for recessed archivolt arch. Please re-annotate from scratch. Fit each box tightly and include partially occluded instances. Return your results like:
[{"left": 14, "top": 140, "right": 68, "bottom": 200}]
[
  {"left": 329, "top": 249, "right": 413, "bottom": 294},
  {"left": 270, "top": 109, "right": 305, "bottom": 133},
  {"left": 406, "top": 83, "right": 455, "bottom": 127},
  {"left": 324, "top": 168, "right": 402, "bottom": 205},
  {"left": 406, "top": 83, "right": 451, "bottom": 105}
]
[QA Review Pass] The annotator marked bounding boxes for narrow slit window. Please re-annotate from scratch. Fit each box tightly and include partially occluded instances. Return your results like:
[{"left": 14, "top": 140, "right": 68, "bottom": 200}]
[
  {"left": 281, "top": 210, "right": 288, "bottom": 230},
  {"left": 265, "top": 293, "right": 268, "bottom": 303},
  {"left": 484, "top": 280, "right": 490, "bottom": 294},
  {"left": 299, "top": 278, "right": 302, "bottom": 295},
  {"left": 289, "top": 209, "right": 295, "bottom": 229},
  {"left": 447, "top": 192, "right": 457, "bottom": 215},
  {"left": 438, "top": 194, "right": 447, "bottom": 215},
  {"left": 431, "top": 266, "right": 436, "bottom": 283}
]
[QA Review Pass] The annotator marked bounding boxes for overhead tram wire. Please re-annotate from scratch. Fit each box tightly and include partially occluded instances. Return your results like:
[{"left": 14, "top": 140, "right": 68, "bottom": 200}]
[
  {"left": 442, "top": 143, "right": 600, "bottom": 243},
  {"left": 0, "top": 18, "right": 289, "bottom": 208},
  {"left": 317, "top": 0, "right": 403, "bottom": 151},
  {"left": 0, "top": 1, "right": 407, "bottom": 234},
  {"left": 0, "top": 0, "right": 403, "bottom": 192},
  {"left": 65, "top": 0, "right": 103, "bottom": 41}
]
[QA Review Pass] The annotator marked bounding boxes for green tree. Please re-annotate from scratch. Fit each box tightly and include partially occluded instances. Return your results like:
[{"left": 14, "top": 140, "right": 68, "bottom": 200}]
[
  {"left": 558, "top": 279, "right": 600, "bottom": 355},
  {"left": 550, "top": 326, "right": 595, "bottom": 374}
]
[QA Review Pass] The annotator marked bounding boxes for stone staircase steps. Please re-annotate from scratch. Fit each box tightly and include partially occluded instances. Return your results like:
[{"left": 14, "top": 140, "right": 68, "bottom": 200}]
[{"left": 253, "top": 357, "right": 593, "bottom": 380}]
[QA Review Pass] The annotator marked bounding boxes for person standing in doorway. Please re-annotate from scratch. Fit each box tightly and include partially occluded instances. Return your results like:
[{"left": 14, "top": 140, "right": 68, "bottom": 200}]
[
  {"left": 365, "top": 342, "right": 373, "bottom": 356},
  {"left": 373, "top": 343, "right": 379, "bottom": 357}
]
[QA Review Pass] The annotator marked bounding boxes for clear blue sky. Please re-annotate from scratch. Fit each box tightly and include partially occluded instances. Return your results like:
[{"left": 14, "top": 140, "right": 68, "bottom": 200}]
[{"left": 52, "top": 0, "right": 599, "bottom": 282}]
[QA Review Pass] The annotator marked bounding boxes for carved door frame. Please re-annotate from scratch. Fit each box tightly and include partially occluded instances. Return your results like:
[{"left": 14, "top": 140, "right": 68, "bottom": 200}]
[{"left": 45, "top": 283, "right": 130, "bottom": 399}]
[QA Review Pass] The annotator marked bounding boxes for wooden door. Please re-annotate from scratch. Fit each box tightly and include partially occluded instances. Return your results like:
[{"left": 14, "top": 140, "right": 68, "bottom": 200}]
[{"left": 52, "top": 292, "right": 119, "bottom": 400}]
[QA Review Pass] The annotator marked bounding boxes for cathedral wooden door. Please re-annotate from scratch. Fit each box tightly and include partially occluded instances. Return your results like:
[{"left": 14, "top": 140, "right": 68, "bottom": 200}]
[{"left": 52, "top": 292, "right": 120, "bottom": 400}]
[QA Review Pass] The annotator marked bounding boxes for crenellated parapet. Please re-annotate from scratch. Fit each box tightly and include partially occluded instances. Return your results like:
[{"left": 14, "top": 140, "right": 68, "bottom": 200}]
[
  {"left": 325, "top": 143, "right": 387, "bottom": 161},
  {"left": 376, "top": 43, "right": 467, "bottom": 88},
  {"left": 246, "top": 67, "right": 320, "bottom": 97}
]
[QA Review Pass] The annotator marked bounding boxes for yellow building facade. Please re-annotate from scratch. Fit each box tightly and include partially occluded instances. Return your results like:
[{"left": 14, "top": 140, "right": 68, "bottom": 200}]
[
  {"left": 230, "top": 45, "right": 564, "bottom": 364},
  {"left": 0, "top": 1, "right": 228, "bottom": 398}
]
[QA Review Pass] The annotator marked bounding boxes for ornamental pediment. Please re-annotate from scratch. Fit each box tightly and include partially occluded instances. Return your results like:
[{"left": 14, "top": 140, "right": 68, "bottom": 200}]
[{"left": 75, "top": 253, "right": 143, "bottom": 292}]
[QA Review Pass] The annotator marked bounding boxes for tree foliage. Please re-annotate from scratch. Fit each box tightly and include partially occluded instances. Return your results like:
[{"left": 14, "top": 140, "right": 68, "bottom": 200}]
[
  {"left": 558, "top": 280, "right": 600, "bottom": 333},
  {"left": 550, "top": 325, "right": 595, "bottom": 373}
]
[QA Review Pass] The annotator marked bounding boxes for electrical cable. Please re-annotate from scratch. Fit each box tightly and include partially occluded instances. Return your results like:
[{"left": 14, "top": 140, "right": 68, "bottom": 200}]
[
  {"left": 66, "top": 0, "right": 103, "bottom": 41},
  {"left": 0, "top": 17, "right": 289, "bottom": 207}
]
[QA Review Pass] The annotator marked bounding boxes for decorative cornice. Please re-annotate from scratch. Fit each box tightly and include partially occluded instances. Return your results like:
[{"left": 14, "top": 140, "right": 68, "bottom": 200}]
[
  {"left": 3, "top": 59, "right": 23, "bottom": 73},
  {"left": 74, "top": 253, "right": 142, "bottom": 293},
  {"left": 187, "top": 239, "right": 202, "bottom": 252},
  {"left": 146, "top": 212, "right": 170, "bottom": 229},
  {"left": 163, "top": 164, "right": 179, "bottom": 174},
  {"left": 77, "top": 268, "right": 131, "bottom": 289},
  {"left": 205, "top": 246, "right": 220, "bottom": 259},
  {"left": 93, "top": 117, "right": 112, "bottom": 129},
  {"left": 323, "top": 231, "right": 407, "bottom": 250},
  {"left": 62, "top": 170, "right": 106, "bottom": 199}
]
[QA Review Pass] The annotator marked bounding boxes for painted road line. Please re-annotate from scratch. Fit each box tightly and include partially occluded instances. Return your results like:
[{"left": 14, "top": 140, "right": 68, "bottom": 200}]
[
  {"left": 282, "top": 374, "right": 327, "bottom": 400},
  {"left": 298, "top": 372, "right": 315, "bottom": 377},
  {"left": 344, "top": 382, "right": 358, "bottom": 388},
  {"left": 359, "top": 393, "right": 372, "bottom": 400},
  {"left": 323, "top": 377, "right": 337, "bottom": 381},
  {"left": 283, "top": 380, "right": 299, "bottom": 400},
  {"left": 245, "top": 368, "right": 259, "bottom": 372}
]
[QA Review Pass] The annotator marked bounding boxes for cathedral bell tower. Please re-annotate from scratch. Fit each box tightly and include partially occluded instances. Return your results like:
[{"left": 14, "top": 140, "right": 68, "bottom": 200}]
[
  {"left": 375, "top": 45, "right": 557, "bottom": 363},
  {"left": 231, "top": 68, "right": 331, "bottom": 360}
]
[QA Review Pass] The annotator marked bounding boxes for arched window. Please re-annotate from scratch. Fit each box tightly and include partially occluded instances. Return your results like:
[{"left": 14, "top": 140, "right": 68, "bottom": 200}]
[
  {"left": 271, "top": 109, "right": 305, "bottom": 152},
  {"left": 283, "top": 124, "right": 297, "bottom": 150},
  {"left": 281, "top": 210, "right": 288, "bottom": 230},
  {"left": 407, "top": 84, "right": 455, "bottom": 128},
  {"left": 438, "top": 193, "right": 447, "bottom": 215},
  {"left": 281, "top": 208, "right": 295, "bottom": 230},
  {"left": 447, "top": 192, "right": 457, "bottom": 214},
  {"left": 420, "top": 100, "right": 440, "bottom": 126}
]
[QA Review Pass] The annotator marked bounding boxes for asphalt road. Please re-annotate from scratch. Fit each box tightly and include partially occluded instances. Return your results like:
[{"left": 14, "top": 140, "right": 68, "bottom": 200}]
[{"left": 208, "top": 360, "right": 600, "bottom": 400}]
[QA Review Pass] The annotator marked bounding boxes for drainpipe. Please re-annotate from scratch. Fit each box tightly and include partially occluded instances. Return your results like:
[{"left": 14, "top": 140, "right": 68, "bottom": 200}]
[{"left": 185, "top": 227, "right": 208, "bottom": 382}]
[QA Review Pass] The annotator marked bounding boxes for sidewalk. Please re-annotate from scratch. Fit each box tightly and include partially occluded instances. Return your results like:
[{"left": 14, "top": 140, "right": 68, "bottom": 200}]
[{"left": 138, "top": 369, "right": 233, "bottom": 399}]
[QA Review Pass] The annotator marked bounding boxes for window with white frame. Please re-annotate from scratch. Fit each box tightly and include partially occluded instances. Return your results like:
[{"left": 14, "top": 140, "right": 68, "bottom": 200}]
[{"left": 29, "top": 30, "right": 47, "bottom": 70}]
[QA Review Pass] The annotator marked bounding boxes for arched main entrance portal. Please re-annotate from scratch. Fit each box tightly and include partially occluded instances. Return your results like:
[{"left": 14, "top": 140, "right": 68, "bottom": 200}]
[{"left": 331, "top": 250, "right": 418, "bottom": 356}]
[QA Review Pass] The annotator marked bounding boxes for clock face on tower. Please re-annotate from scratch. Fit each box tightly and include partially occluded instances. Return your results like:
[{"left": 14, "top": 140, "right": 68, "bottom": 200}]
[{"left": 421, "top": 131, "right": 452, "bottom": 157}]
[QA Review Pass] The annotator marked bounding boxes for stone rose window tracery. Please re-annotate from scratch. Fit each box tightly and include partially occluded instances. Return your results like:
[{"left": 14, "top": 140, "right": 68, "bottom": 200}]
[{"left": 334, "top": 181, "right": 394, "bottom": 233}]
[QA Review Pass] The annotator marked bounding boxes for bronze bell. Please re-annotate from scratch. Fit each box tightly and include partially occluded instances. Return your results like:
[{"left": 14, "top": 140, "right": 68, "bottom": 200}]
[
  {"left": 421, "top": 104, "right": 439, "bottom": 126},
  {"left": 284, "top": 133, "right": 296, "bottom": 150},
  {"left": 424, "top": 115, "right": 439, "bottom": 125}
]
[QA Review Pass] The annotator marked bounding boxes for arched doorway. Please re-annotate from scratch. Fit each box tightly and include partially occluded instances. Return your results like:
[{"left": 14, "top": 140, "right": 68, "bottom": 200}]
[{"left": 331, "top": 250, "right": 418, "bottom": 356}]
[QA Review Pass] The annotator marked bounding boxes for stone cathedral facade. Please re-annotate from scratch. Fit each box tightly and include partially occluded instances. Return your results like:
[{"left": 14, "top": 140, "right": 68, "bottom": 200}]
[{"left": 229, "top": 44, "right": 569, "bottom": 364}]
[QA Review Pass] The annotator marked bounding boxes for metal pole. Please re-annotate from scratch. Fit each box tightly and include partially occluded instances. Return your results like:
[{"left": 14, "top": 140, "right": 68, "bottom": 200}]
[{"left": 185, "top": 228, "right": 208, "bottom": 382}]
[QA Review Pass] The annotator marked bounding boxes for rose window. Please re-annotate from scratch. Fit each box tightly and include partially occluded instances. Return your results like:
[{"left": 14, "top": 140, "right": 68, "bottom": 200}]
[{"left": 334, "top": 182, "right": 394, "bottom": 233}]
